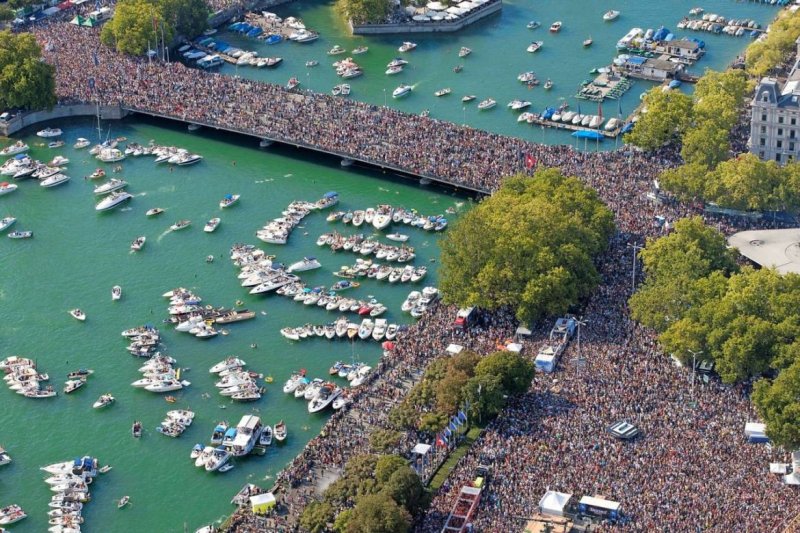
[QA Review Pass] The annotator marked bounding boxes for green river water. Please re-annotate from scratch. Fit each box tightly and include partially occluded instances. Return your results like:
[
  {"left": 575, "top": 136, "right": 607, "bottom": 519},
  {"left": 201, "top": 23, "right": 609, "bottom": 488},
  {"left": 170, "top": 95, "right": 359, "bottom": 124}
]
[{"left": 0, "top": 0, "right": 780, "bottom": 530}]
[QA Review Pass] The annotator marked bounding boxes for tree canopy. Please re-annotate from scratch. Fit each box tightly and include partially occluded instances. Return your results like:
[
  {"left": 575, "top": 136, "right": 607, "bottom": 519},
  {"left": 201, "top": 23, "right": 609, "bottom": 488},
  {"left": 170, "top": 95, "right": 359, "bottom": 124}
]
[
  {"left": 301, "top": 453, "right": 422, "bottom": 533},
  {"left": 623, "top": 88, "right": 693, "bottom": 150},
  {"left": 0, "top": 31, "right": 56, "bottom": 111},
  {"left": 101, "top": 0, "right": 208, "bottom": 56},
  {"left": 746, "top": 9, "right": 800, "bottom": 77},
  {"left": 753, "top": 360, "right": 800, "bottom": 450},
  {"left": 439, "top": 169, "right": 614, "bottom": 323},
  {"left": 338, "top": 0, "right": 391, "bottom": 25}
]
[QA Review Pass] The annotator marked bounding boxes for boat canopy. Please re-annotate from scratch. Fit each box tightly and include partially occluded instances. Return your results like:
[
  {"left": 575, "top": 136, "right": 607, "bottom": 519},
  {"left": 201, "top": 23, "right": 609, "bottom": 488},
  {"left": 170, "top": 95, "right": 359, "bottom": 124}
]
[
  {"left": 224, "top": 194, "right": 234, "bottom": 199},
  {"left": 14, "top": 153, "right": 27, "bottom": 159},
  {"left": 323, "top": 191, "right": 338, "bottom": 198},
  {"left": 224, "top": 428, "right": 237, "bottom": 439}
]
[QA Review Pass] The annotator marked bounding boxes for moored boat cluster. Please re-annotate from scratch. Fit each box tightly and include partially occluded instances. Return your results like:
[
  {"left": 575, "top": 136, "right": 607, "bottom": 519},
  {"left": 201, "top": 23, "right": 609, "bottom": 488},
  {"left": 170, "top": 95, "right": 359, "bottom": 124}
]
[
  {"left": 210, "top": 356, "right": 266, "bottom": 402},
  {"left": 334, "top": 259, "right": 427, "bottom": 283},
  {"left": 317, "top": 232, "right": 416, "bottom": 262},
  {"left": 256, "top": 192, "right": 338, "bottom": 245},
  {"left": 1, "top": 356, "right": 55, "bottom": 399},
  {"left": 156, "top": 409, "right": 195, "bottom": 438},
  {"left": 280, "top": 316, "right": 404, "bottom": 342},
  {"left": 40, "top": 455, "right": 103, "bottom": 532}
]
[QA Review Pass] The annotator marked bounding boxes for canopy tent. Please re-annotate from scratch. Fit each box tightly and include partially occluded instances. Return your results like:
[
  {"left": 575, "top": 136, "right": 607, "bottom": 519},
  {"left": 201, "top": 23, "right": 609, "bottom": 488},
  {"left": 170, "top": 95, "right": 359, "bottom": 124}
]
[
  {"left": 70, "top": 15, "right": 84, "bottom": 25},
  {"left": 412, "top": 443, "right": 432, "bottom": 456},
  {"left": 458, "top": 1, "right": 472, "bottom": 7},
  {"left": 539, "top": 490, "right": 572, "bottom": 517},
  {"left": 250, "top": 493, "right": 276, "bottom": 514},
  {"left": 515, "top": 326, "right": 532, "bottom": 337},
  {"left": 81, "top": 16, "right": 98, "bottom": 27},
  {"left": 506, "top": 342, "right": 523, "bottom": 353},
  {"left": 43, "top": 6, "right": 60, "bottom": 15},
  {"left": 745, "top": 422, "right": 769, "bottom": 443},
  {"left": 426, "top": 1, "right": 446, "bottom": 9},
  {"left": 446, "top": 343, "right": 464, "bottom": 355}
]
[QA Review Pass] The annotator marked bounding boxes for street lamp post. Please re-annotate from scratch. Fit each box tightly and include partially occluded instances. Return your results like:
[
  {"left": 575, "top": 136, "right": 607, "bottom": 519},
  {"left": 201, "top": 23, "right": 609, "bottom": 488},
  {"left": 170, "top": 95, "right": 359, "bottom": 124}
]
[
  {"left": 627, "top": 243, "right": 644, "bottom": 292},
  {"left": 687, "top": 349, "right": 702, "bottom": 402}
]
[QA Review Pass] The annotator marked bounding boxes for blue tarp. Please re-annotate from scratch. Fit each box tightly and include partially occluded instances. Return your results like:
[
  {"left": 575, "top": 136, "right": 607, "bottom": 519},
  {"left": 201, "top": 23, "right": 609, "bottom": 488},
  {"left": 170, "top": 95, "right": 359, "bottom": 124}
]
[
  {"left": 572, "top": 130, "right": 604, "bottom": 140},
  {"left": 627, "top": 56, "right": 646, "bottom": 65}
]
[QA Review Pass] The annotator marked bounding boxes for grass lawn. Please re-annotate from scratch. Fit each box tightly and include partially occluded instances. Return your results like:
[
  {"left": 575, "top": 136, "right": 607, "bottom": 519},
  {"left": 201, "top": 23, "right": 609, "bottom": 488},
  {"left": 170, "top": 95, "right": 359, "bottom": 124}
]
[{"left": 428, "top": 425, "right": 483, "bottom": 491}]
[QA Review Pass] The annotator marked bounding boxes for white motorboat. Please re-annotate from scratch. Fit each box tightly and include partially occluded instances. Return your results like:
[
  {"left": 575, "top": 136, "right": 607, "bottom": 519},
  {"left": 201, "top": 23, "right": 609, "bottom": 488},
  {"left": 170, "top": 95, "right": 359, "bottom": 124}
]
[
  {"left": 527, "top": 41, "right": 543, "bottom": 53},
  {"left": 392, "top": 85, "right": 413, "bottom": 98},
  {"left": 385, "top": 65, "right": 404, "bottom": 75},
  {"left": 282, "top": 371, "right": 307, "bottom": 393},
  {"left": 93, "top": 178, "right": 127, "bottom": 195},
  {"left": 603, "top": 10, "right": 620, "bottom": 21},
  {"left": 0, "top": 182, "right": 18, "bottom": 196},
  {"left": 226, "top": 415, "right": 264, "bottom": 456},
  {"left": 219, "top": 194, "right": 239, "bottom": 208},
  {"left": 358, "top": 319, "right": 374, "bottom": 339},
  {"left": 146, "top": 207, "right": 165, "bottom": 217},
  {"left": 401, "top": 291, "right": 421, "bottom": 312},
  {"left": 303, "top": 379, "right": 324, "bottom": 400},
  {"left": 308, "top": 384, "right": 342, "bottom": 413},
  {"left": 398, "top": 41, "right": 417, "bottom": 52},
  {"left": 93, "top": 394, "right": 115, "bottom": 408},
  {"left": 96, "top": 191, "right": 132, "bottom": 211},
  {"left": 0, "top": 504, "right": 26, "bottom": 525},
  {"left": 69, "top": 309, "right": 86, "bottom": 321},
  {"left": 37, "top": 128, "right": 63, "bottom": 138},
  {"left": 287, "top": 257, "right": 321, "bottom": 273},
  {"left": 111, "top": 285, "right": 122, "bottom": 301},
  {"left": 73, "top": 138, "right": 90, "bottom": 149},
  {"left": 477, "top": 98, "right": 497, "bottom": 111},
  {"left": 386, "top": 233, "right": 408, "bottom": 242},
  {"left": 0, "top": 447, "right": 10, "bottom": 466},
  {"left": 0, "top": 142, "right": 29, "bottom": 156},
  {"left": 385, "top": 323, "right": 399, "bottom": 340},
  {"left": 508, "top": 100, "right": 532, "bottom": 111},
  {"left": 195, "top": 446, "right": 214, "bottom": 467},
  {"left": 0, "top": 216, "right": 15, "bottom": 231},
  {"left": 130, "top": 236, "right": 146, "bottom": 251},
  {"left": 144, "top": 379, "right": 186, "bottom": 392},
  {"left": 40, "top": 173, "right": 71, "bottom": 188},
  {"left": 204, "top": 218, "right": 221, "bottom": 232},
  {"left": 170, "top": 220, "right": 191, "bottom": 231},
  {"left": 210, "top": 357, "right": 246, "bottom": 374},
  {"left": 372, "top": 318, "right": 387, "bottom": 341},
  {"left": 63, "top": 379, "right": 85, "bottom": 394},
  {"left": 204, "top": 446, "right": 231, "bottom": 472},
  {"left": 96, "top": 148, "right": 125, "bottom": 163}
]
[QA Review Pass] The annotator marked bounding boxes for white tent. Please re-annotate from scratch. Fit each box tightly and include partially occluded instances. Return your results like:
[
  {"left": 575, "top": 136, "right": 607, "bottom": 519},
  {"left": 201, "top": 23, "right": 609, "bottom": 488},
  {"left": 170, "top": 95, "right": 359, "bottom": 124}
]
[
  {"left": 426, "top": 1, "right": 445, "bottom": 9},
  {"left": 412, "top": 443, "right": 432, "bottom": 456},
  {"left": 446, "top": 7, "right": 461, "bottom": 14},
  {"left": 506, "top": 342, "right": 523, "bottom": 354},
  {"left": 446, "top": 343, "right": 464, "bottom": 354},
  {"left": 539, "top": 490, "right": 572, "bottom": 517},
  {"left": 458, "top": 1, "right": 471, "bottom": 7},
  {"left": 250, "top": 493, "right": 276, "bottom": 514},
  {"left": 516, "top": 326, "right": 532, "bottom": 337}
]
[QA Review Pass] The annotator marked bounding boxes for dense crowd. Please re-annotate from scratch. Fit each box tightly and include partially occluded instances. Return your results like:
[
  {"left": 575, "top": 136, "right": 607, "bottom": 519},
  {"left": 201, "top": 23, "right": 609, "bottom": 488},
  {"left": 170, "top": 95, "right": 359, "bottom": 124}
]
[
  {"left": 29, "top": 18, "right": 800, "bottom": 533},
  {"left": 34, "top": 23, "right": 690, "bottom": 199}
]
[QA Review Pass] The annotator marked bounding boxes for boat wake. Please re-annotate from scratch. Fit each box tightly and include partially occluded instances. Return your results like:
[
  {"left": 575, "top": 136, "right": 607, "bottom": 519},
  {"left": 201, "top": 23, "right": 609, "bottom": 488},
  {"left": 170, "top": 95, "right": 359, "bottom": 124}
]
[
  {"left": 135, "top": 192, "right": 147, "bottom": 197},
  {"left": 120, "top": 207, "right": 133, "bottom": 212},
  {"left": 157, "top": 185, "right": 176, "bottom": 193},
  {"left": 255, "top": 178, "right": 274, "bottom": 184},
  {"left": 157, "top": 229, "right": 171, "bottom": 242},
  {"left": 283, "top": 173, "right": 293, "bottom": 178}
]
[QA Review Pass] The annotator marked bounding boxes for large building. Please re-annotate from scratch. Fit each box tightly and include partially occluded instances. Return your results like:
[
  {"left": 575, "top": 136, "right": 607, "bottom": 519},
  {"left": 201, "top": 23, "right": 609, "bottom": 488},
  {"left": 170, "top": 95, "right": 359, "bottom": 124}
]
[{"left": 749, "top": 38, "right": 800, "bottom": 164}]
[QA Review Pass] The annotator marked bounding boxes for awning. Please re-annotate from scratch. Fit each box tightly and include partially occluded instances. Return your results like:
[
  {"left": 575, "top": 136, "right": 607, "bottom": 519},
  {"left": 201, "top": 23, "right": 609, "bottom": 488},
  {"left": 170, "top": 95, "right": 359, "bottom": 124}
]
[
  {"left": 515, "top": 326, "right": 532, "bottom": 336},
  {"left": 426, "top": 1, "right": 445, "bottom": 9},
  {"left": 250, "top": 492, "right": 276, "bottom": 514},
  {"left": 539, "top": 490, "right": 572, "bottom": 517},
  {"left": 446, "top": 343, "right": 463, "bottom": 354},
  {"left": 412, "top": 443, "right": 431, "bottom": 455}
]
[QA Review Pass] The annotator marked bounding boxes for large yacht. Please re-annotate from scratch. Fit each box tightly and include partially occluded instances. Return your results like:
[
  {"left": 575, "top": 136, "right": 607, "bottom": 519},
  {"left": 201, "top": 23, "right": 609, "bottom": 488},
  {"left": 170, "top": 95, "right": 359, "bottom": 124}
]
[{"left": 225, "top": 415, "right": 264, "bottom": 456}]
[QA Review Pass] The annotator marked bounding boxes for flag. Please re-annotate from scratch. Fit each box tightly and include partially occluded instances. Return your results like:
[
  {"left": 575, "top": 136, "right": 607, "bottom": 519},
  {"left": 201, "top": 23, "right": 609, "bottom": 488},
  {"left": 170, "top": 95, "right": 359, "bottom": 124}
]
[
  {"left": 449, "top": 420, "right": 458, "bottom": 433},
  {"left": 444, "top": 426, "right": 452, "bottom": 437},
  {"left": 525, "top": 153, "right": 536, "bottom": 170},
  {"left": 436, "top": 434, "right": 447, "bottom": 448},
  {"left": 458, "top": 410, "right": 467, "bottom": 424},
  {"left": 92, "top": 51, "right": 99, "bottom": 67}
]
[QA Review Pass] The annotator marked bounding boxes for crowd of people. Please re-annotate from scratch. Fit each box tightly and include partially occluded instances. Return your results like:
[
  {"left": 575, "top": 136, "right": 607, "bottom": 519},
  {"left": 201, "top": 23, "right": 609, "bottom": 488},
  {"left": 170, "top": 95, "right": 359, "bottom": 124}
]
[
  {"left": 26, "top": 16, "right": 800, "bottom": 532},
  {"left": 33, "top": 22, "right": 691, "bottom": 200}
]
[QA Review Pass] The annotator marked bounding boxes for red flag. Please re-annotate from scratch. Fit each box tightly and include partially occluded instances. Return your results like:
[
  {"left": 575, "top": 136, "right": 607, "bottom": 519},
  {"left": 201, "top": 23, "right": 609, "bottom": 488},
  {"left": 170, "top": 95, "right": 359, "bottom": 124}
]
[
  {"left": 436, "top": 435, "right": 447, "bottom": 448},
  {"left": 525, "top": 154, "right": 536, "bottom": 170}
]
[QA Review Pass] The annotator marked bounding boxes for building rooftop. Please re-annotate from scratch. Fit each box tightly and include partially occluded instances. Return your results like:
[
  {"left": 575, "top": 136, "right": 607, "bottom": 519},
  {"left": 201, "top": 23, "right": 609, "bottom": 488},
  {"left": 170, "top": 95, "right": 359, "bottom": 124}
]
[{"left": 728, "top": 228, "right": 800, "bottom": 274}]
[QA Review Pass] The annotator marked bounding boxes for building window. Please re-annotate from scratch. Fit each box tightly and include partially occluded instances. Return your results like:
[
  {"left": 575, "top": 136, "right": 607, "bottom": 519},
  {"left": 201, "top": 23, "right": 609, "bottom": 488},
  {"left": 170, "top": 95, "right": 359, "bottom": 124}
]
[
  {"left": 777, "top": 140, "right": 783, "bottom": 148},
  {"left": 791, "top": 130, "right": 797, "bottom": 139},
  {"left": 779, "top": 128, "right": 784, "bottom": 136},
  {"left": 760, "top": 151, "right": 765, "bottom": 158},
  {"left": 779, "top": 116, "right": 785, "bottom": 124},
  {"left": 760, "top": 137, "right": 766, "bottom": 146},
  {"left": 762, "top": 114, "right": 768, "bottom": 122},
  {"left": 790, "top": 142, "right": 795, "bottom": 151},
  {"left": 792, "top": 117, "right": 797, "bottom": 126},
  {"left": 761, "top": 126, "right": 767, "bottom": 134},
  {"left": 776, "top": 153, "right": 782, "bottom": 162}
]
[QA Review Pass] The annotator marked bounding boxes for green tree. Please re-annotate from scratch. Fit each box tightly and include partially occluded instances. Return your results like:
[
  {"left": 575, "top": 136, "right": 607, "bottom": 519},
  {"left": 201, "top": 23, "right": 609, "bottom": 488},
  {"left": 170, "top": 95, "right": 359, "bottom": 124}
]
[
  {"left": 630, "top": 217, "right": 738, "bottom": 333},
  {"left": 300, "top": 501, "right": 335, "bottom": 533},
  {"left": 0, "top": 6, "right": 15, "bottom": 21},
  {"left": 339, "top": 0, "right": 391, "bottom": 25},
  {"left": 434, "top": 371, "right": 470, "bottom": 414},
  {"left": 624, "top": 88, "right": 693, "bottom": 150},
  {"left": 474, "top": 350, "right": 535, "bottom": 395},
  {"left": 374, "top": 455, "right": 407, "bottom": 484},
  {"left": 659, "top": 162, "right": 710, "bottom": 201},
  {"left": 705, "top": 154, "right": 786, "bottom": 211},
  {"left": 369, "top": 429, "right": 402, "bottom": 453},
  {"left": 346, "top": 493, "right": 411, "bottom": 533},
  {"left": 463, "top": 374, "right": 506, "bottom": 421},
  {"left": 746, "top": 10, "right": 800, "bottom": 77},
  {"left": 333, "top": 509, "right": 353, "bottom": 532},
  {"left": 381, "top": 467, "right": 426, "bottom": 511},
  {"left": 418, "top": 412, "right": 449, "bottom": 434},
  {"left": 161, "top": 0, "right": 209, "bottom": 38},
  {"left": 101, "top": 0, "right": 173, "bottom": 56},
  {"left": 0, "top": 31, "right": 56, "bottom": 111},
  {"left": 439, "top": 170, "right": 614, "bottom": 323},
  {"left": 753, "top": 360, "right": 800, "bottom": 449}
]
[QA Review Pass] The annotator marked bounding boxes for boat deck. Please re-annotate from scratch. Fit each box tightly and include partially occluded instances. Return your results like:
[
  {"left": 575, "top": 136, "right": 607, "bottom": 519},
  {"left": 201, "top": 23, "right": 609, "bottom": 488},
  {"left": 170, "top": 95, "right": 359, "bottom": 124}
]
[{"left": 575, "top": 73, "right": 634, "bottom": 102}]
